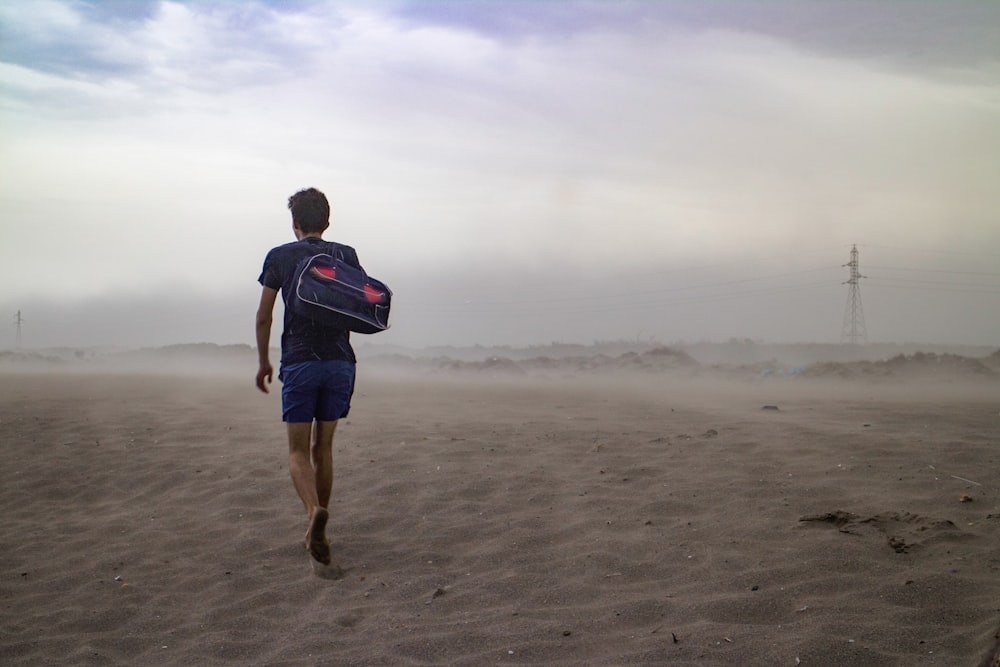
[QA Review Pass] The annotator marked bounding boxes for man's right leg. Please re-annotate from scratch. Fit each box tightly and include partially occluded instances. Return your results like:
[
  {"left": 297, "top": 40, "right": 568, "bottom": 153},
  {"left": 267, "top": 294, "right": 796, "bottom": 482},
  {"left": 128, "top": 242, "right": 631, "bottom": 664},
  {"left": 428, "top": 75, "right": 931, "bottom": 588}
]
[
  {"left": 281, "top": 360, "right": 352, "bottom": 567},
  {"left": 287, "top": 421, "right": 330, "bottom": 564}
]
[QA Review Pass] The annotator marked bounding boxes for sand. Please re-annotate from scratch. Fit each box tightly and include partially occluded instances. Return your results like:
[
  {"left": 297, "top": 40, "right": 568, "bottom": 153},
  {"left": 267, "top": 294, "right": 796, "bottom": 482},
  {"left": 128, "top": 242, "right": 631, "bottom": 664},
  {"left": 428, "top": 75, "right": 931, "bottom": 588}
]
[{"left": 1, "top": 367, "right": 999, "bottom": 666}]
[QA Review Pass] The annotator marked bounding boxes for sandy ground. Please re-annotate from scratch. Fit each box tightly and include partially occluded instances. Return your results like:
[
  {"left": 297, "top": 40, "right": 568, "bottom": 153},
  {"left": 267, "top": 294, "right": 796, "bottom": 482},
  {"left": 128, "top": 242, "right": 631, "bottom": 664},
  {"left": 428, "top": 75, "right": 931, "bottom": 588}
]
[{"left": 1, "top": 369, "right": 998, "bottom": 666}]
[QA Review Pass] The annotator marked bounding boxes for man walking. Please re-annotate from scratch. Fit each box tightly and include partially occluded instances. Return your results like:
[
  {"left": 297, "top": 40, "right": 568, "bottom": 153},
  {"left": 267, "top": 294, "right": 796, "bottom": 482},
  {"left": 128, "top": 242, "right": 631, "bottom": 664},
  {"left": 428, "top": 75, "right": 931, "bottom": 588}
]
[{"left": 255, "top": 187, "right": 363, "bottom": 566}]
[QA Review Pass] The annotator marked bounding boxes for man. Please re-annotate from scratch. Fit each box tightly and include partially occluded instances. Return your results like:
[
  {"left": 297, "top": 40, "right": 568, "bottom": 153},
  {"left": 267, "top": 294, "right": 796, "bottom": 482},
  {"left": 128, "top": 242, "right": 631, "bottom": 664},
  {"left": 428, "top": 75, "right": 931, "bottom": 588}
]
[{"left": 255, "top": 187, "right": 362, "bottom": 566}]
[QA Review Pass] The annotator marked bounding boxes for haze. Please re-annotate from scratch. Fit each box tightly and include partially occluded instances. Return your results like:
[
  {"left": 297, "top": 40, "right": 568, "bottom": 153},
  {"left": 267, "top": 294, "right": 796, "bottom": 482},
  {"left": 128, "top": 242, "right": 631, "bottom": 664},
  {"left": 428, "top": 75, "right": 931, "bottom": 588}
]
[{"left": 2, "top": 1, "right": 998, "bottom": 350}]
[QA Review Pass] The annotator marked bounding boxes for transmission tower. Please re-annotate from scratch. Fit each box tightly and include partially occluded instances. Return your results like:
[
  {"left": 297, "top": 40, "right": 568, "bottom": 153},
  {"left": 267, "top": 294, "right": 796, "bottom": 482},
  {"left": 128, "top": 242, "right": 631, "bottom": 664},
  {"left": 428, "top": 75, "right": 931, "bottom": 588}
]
[
  {"left": 14, "top": 310, "right": 24, "bottom": 348},
  {"left": 840, "top": 244, "right": 867, "bottom": 344}
]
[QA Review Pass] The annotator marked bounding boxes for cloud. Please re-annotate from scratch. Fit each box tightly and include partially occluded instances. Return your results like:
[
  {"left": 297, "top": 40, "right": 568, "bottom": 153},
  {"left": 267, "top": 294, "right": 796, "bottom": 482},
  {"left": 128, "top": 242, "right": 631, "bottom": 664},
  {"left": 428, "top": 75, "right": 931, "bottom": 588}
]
[
  {"left": 1, "top": 0, "right": 998, "bottom": 346},
  {"left": 393, "top": 0, "right": 1000, "bottom": 73}
]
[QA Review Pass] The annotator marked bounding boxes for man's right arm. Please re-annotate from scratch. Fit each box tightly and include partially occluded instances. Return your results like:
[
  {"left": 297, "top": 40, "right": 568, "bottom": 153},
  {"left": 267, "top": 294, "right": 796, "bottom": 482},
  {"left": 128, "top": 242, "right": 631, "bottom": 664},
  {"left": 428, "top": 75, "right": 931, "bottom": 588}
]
[{"left": 255, "top": 286, "right": 279, "bottom": 393}]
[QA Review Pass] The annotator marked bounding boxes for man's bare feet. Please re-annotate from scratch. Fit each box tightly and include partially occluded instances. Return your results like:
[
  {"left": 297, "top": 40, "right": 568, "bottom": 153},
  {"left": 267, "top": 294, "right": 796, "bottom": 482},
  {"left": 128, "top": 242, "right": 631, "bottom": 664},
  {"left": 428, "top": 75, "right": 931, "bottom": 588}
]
[
  {"left": 306, "top": 507, "right": 331, "bottom": 565},
  {"left": 311, "top": 555, "right": 344, "bottom": 579}
]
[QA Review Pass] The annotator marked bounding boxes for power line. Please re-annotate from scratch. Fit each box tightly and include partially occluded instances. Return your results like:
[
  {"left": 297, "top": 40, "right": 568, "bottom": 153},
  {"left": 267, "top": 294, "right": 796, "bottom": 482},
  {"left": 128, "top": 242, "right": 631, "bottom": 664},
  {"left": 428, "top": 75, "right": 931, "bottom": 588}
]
[
  {"left": 859, "top": 243, "right": 1000, "bottom": 260},
  {"left": 404, "top": 245, "right": 996, "bottom": 325},
  {"left": 419, "top": 266, "right": 842, "bottom": 310},
  {"left": 420, "top": 280, "right": 838, "bottom": 315},
  {"left": 642, "top": 245, "right": 846, "bottom": 277},
  {"left": 867, "top": 265, "right": 1000, "bottom": 278},
  {"left": 865, "top": 280, "right": 1000, "bottom": 295}
]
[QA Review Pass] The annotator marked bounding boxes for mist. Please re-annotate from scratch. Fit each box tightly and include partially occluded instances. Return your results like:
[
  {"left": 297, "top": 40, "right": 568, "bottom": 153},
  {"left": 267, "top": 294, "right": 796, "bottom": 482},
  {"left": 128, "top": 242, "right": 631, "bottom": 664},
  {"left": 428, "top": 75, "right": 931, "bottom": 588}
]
[
  {"left": 1, "top": 1, "right": 998, "bottom": 352},
  {"left": 3, "top": 241, "right": 998, "bottom": 350}
]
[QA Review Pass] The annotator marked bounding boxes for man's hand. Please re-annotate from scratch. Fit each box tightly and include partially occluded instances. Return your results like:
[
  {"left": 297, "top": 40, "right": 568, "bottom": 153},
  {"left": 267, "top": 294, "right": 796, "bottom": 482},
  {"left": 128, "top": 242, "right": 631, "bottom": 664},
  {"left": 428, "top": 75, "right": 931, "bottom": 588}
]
[{"left": 256, "top": 363, "right": 273, "bottom": 393}]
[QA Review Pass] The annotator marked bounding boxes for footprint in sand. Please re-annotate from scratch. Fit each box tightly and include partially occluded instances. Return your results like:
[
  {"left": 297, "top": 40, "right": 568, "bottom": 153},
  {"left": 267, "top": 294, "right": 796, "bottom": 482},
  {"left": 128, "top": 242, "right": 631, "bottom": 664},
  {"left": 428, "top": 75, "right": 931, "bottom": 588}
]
[{"left": 799, "top": 510, "right": 968, "bottom": 554}]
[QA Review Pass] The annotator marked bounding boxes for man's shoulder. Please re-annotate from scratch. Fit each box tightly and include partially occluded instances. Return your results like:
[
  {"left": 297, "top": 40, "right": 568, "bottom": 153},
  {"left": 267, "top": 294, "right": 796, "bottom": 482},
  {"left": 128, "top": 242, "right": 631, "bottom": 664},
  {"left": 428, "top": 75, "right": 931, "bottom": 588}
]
[
  {"left": 263, "top": 240, "right": 316, "bottom": 267},
  {"left": 268, "top": 239, "right": 356, "bottom": 252},
  {"left": 265, "top": 239, "right": 358, "bottom": 265},
  {"left": 266, "top": 240, "right": 306, "bottom": 256}
]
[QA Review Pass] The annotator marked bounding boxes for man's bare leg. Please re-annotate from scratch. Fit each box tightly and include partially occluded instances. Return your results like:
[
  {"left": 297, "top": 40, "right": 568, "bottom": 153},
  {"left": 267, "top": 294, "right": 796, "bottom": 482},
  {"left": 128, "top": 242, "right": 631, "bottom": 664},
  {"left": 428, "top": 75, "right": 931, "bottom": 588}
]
[
  {"left": 287, "top": 421, "right": 330, "bottom": 564},
  {"left": 312, "top": 420, "right": 338, "bottom": 508}
]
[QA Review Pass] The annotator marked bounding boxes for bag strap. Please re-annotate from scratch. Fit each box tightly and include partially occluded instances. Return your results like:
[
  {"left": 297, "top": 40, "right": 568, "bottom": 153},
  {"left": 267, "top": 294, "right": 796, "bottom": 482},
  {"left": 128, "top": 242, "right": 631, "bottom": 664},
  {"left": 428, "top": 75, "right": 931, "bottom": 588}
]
[{"left": 302, "top": 237, "right": 343, "bottom": 262}]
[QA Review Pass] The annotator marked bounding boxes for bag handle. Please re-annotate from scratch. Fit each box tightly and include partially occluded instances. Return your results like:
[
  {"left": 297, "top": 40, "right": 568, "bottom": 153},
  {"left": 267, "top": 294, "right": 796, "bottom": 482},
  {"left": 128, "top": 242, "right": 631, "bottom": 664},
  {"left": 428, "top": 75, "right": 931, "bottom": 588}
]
[{"left": 315, "top": 239, "right": 341, "bottom": 262}]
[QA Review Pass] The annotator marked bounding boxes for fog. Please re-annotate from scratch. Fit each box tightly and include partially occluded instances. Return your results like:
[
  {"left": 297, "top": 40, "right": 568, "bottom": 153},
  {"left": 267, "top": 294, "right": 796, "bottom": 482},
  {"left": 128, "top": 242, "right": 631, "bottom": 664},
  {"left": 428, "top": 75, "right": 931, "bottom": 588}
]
[
  {"left": 1, "top": 1, "right": 998, "bottom": 351},
  {"left": 2, "top": 245, "right": 998, "bottom": 350}
]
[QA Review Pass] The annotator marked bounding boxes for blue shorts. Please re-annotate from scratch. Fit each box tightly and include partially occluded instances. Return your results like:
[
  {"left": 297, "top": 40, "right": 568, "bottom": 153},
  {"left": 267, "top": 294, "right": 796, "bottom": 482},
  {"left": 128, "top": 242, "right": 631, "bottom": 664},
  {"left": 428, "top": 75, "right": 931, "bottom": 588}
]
[{"left": 279, "top": 360, "right": 356, "bottom": 423}]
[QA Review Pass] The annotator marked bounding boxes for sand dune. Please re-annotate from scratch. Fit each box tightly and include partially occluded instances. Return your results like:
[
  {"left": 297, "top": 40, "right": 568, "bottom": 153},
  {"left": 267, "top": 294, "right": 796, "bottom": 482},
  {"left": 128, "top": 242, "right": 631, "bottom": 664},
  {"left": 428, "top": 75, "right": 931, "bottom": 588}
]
[{"left": 1, "top": 364, "right": 998, "bottom": 665}]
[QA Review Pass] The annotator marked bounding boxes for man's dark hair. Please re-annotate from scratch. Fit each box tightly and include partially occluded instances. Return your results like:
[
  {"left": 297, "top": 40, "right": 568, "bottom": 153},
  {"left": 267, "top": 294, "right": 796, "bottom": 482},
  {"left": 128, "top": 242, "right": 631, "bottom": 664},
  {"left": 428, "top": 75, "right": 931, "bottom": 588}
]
[{"left": 288, "top": 188, "right": 330, "bottom": 233}]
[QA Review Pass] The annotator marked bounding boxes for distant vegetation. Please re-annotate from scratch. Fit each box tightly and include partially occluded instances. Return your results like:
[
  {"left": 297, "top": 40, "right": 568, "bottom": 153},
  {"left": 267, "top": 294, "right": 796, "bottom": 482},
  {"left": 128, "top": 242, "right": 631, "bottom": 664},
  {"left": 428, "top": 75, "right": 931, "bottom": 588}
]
[{"left": 1, "top": 342, "right": 997, "bottom": 382}]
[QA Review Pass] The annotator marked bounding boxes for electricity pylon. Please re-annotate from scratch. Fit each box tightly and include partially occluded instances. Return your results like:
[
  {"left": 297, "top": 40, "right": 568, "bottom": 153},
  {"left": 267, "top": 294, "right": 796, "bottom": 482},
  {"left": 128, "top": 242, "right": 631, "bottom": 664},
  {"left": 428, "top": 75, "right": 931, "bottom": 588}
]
[
  {"left": 840, "top": 245, "right": 867, "bottom": 344},
  {"left": 12, "top": 310, "right": 25, "bottom": 348}
]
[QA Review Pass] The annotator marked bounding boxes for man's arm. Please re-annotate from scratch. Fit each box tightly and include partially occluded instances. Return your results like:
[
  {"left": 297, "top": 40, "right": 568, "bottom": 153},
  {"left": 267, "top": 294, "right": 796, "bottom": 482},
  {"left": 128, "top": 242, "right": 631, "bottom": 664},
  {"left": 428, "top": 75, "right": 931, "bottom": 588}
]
[{"left": 255, "top": 286, "right": 279, "bottom": 393}]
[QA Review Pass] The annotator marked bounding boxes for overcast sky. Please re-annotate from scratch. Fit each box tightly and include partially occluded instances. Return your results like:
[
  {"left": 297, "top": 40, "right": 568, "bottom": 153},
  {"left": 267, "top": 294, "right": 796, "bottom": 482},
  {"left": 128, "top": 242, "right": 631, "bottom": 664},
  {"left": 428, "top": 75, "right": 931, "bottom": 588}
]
[{"left": 1, "top": 0, "right": 998, "bottom": 350}]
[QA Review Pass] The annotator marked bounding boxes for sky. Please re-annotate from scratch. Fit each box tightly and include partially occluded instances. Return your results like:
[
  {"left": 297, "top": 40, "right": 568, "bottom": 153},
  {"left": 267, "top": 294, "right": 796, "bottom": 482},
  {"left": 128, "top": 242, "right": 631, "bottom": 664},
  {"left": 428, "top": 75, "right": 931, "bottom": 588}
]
[{"left": 1, "top": 0, "right": 999, "bottom": 350}]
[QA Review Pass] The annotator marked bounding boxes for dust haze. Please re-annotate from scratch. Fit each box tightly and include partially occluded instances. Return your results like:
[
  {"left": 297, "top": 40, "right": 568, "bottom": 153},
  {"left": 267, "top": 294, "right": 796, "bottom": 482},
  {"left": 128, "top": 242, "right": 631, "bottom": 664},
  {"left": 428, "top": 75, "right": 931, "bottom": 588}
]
[
  {"left": 3, "top": 241, "right": 1000, "bottom": 352},
  {"left": 2, "top": 2, "right": 999, "bottom": 353},
  {"left": 3, "top": 338, "right": 997, "bottom": 411}
]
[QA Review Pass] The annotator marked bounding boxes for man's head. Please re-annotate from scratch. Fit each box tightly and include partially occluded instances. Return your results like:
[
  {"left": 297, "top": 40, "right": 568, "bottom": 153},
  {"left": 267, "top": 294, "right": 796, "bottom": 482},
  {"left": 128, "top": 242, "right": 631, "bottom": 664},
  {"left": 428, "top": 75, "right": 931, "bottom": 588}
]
[{"left": 288, "top": 188, "right": 330, "bottom": 234}]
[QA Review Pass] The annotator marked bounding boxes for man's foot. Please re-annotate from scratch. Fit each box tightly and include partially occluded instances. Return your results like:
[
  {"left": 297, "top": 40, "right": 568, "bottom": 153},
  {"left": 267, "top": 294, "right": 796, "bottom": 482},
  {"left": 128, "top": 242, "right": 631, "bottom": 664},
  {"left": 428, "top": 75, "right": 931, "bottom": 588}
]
[
  {"left": 306, "top": 507, "right": 331, "bottom": 565},
  {"left": 311, "top": 555, "right": 344, "bottom": 579}
]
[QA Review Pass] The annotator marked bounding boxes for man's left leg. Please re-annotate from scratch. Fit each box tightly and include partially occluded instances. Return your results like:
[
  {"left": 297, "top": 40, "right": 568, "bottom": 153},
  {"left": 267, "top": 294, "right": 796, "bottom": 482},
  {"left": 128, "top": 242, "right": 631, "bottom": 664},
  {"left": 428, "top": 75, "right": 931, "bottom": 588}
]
[
  {"left": 312, "top": 420, "right": 338, "bottom": 509},
  {"left": 287, "top": 422, "right": 319, "bottom": 514}
]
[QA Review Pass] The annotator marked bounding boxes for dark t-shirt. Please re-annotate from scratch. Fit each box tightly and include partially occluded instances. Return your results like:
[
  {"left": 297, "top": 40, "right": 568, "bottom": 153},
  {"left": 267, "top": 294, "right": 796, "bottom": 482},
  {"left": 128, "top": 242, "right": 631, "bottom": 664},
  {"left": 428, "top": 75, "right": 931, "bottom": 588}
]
[{"left": 258, "top": 237, "right": 361, "bottom": 365}]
